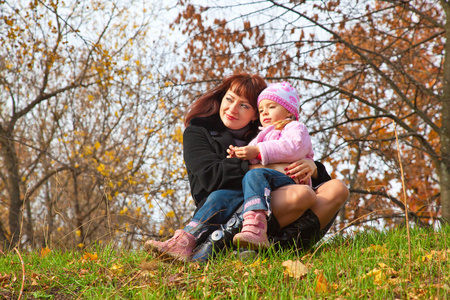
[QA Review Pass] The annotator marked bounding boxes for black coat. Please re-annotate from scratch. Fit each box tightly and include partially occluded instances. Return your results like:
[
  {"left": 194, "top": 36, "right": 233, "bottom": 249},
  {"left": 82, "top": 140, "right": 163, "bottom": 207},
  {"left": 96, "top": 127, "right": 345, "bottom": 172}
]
[{"left": 183, "top": 115, "right": 331, "bottom": 207}]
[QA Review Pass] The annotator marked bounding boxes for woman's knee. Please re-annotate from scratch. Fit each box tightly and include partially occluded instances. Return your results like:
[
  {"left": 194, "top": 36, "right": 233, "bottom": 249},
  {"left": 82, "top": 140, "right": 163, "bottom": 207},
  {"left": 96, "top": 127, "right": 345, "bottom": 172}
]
[
  {"left": 282, "top": 184, "right": 316, "bottom": 210},
  {"left": 317, "top": 179, "right": 349, "bottom": 206},
  {"left": 332, "top": 179, "right": 349, "bottom": 203}
]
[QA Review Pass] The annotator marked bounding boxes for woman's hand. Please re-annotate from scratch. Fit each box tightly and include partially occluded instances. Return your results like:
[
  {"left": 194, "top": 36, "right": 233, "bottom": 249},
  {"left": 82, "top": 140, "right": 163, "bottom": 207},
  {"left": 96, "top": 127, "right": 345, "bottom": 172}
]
[
  {"left": 226, "top": 145, "right": 237, "bottom": 158},
  {"left": 285, "top": 159, "right": 317, "bottom": 184}
]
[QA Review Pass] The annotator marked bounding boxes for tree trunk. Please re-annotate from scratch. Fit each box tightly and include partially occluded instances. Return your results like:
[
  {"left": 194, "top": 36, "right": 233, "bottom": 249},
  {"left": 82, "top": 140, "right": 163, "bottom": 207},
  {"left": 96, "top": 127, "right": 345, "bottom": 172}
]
[
  {"left": 45, "top": 181, "right": 54, "bottom": 246},
  {"left": 25, "top": 194, "right": 35, "bottom": 247},
  {"left": 72, "top": 171, "right": 84, "bottom": 245},
  {"left": 440, "top": 0, "right": 450, "bottom": 223},
  {"left": 0, "top": 133, "right": 23, "bottom": 248}
]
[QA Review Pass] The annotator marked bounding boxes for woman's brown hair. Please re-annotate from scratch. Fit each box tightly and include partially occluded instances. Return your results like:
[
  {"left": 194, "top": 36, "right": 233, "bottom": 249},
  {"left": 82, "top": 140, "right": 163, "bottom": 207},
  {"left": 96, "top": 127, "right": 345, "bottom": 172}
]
[{"left": 184, "top": 73, "right": 267, "bottom": 127}]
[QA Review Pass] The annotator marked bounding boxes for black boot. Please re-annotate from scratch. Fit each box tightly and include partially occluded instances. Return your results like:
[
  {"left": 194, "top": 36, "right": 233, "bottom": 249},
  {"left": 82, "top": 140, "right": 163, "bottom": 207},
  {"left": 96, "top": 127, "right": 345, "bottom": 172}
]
[
  {"left": 270, "top": 209, "right": 322, "bottom": 250},
  {"left": 191, "top": 210, "right": 243, "bottom": 262}
]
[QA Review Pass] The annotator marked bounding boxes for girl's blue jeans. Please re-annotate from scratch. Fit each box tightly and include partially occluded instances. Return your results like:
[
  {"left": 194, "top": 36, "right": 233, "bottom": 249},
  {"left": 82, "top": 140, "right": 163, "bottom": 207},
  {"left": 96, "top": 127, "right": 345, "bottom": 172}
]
[{"left": 184, "top": 168, "right": 295, "bottom": 233}]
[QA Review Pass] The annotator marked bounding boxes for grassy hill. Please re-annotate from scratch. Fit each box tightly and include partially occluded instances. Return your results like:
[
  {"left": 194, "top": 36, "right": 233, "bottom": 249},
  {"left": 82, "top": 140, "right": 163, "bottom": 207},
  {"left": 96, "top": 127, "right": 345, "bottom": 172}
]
[{"left": 1, "top": 225, "right": 449, "bottom": 299}]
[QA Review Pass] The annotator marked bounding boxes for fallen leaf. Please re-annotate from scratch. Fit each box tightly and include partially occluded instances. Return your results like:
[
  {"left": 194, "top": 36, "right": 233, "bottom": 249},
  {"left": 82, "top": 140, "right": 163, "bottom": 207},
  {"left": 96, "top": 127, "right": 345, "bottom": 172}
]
[
  {"left": 79, "top": 269, "right": 88, "bottom": 276},
  {"left": 366, "top": 268, "right": 385, "bottom": 285},
  {"left": 248, "top": 258, "right": 267, "bottom": 268},
  {"left": 421, "top": 249, "right": 450, "bottom": 262},
  {"left": 282, "top": 260, "right": 309, "bottom": 279},
  {"left": 166, "top": 272, "right": 183, "bottom": 285},
  {"left": 362, "top": 244, "right": 388, "bottom": 254},
  {"left": 0, "top": 273, "right": 11, "bottom": 283},
  {"left": 140, "top": 260, "right": 158, "bottom": 271},
  {"left": 362, "top": 263, "right": 398, "bottom": 285},
  {"left": 40, "top": 247, "right": 51, "bottom": 257},
  {"left": 315, "top": 269, "right": 328, "bottom": 293},
  {"left": 81, "top": 252, "right": 98, "bottom": 261},
  {"left": 110, "top": 264, "right": 124, "bottom": 274}
]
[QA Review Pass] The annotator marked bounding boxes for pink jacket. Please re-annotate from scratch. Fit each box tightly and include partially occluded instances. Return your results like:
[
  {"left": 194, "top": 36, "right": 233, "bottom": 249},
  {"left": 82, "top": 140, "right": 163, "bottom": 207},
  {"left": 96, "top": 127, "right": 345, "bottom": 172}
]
[{"left": 249, "top": 121, "right": 314, "bottom": 166}]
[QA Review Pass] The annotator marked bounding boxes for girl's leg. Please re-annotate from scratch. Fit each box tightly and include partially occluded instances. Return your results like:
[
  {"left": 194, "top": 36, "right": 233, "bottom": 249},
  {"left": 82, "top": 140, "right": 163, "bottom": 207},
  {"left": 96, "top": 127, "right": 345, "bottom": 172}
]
[
  {"left": 233, "top": 169, "right": 298, "bottom": 249},
  {"left": 240, "top": 168, "right": 297, "bottom": 214}
]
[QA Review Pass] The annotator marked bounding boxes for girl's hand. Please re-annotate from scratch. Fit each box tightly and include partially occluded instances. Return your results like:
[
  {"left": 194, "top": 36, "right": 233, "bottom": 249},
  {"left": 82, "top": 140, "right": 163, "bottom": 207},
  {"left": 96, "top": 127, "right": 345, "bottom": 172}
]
[
  {"left": 233, "top": 145, "right": 259, "bottom": 160},
  {"left": 285, "top": 159, "right": 317, "bottom": 184}
]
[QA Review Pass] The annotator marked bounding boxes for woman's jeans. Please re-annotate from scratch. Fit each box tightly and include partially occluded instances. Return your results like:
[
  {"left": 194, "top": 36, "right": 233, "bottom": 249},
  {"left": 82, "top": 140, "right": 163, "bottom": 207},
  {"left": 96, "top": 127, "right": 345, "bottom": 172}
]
[
  {"left": 185, "top": 189, "right": 245, "bottom": 231},
  {"left": 185, "top": 168, "right": 295, "bottom": 233}
]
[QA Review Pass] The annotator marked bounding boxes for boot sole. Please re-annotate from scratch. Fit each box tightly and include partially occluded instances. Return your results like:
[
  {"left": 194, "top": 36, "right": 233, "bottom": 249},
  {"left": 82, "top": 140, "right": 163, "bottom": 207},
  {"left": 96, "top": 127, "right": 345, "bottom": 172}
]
[
  {"left": 145, "top": 244, "right": 190, "bottom": 262},
  {"left": 233, "top": 237, "right": 270, "bottom": 250}
]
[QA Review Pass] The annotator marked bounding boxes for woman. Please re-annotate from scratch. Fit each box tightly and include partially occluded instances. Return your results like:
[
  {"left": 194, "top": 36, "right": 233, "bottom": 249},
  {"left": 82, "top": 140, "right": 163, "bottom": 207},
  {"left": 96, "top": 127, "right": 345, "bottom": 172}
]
[{"left": 145, "top": 73, "right": 348, "bottom": 260}]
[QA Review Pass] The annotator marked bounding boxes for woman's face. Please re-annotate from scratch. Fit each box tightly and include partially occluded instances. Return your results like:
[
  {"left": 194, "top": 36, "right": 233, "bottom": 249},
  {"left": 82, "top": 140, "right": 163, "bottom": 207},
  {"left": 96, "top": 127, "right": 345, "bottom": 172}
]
[{"left": 219, "top": 89, "right": 257, "bottom": 130}]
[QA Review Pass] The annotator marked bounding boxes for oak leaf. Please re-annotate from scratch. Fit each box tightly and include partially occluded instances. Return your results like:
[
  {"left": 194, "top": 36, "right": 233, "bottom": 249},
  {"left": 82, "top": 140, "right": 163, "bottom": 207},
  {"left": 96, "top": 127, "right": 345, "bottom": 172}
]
[{"left": 282, "top": 259, "right": 309, "bottom": 279}]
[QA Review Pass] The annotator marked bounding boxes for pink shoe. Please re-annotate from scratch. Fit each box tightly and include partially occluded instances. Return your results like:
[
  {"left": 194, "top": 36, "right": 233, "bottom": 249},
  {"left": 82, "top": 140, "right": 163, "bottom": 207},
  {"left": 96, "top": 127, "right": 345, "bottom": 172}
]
[
  {"left": 233, "top": 210, "right": 270, "bottom": 249},
  {"left": 144, "top": 229, "right": 196, "bottom": 261}
]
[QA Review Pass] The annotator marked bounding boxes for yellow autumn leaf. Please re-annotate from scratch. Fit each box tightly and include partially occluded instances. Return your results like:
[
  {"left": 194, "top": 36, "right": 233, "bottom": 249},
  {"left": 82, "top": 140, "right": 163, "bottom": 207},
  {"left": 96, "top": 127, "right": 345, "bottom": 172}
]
[
  {"left": 110, "top": 264, "right": 124, "bottom": 274},
  {"left": 127, "top": 160, "right": 133, "bottom": 170},
  {"left": 82, "top": 252, "right": 98, "bottom": 261},
  {"left": 76, "top": 230, "right": 81, "bottom": 237},
  {"left": 166, "top": 211, "right": 175, "bottom": 218},
  {"left": 94, "top": 141, "right": 101, "bottom": 150},
  {"left": 40, "top": 247, "right": 51, "bottom": 257},
  {"left": 77, "top": 243, "right": 85, "bottom": 249},
  {"left": 282, "top": 260, "right": 309, "bottom": 279},
  {"left": 248, "top": 258, "right": 267, "bottom": 268}
]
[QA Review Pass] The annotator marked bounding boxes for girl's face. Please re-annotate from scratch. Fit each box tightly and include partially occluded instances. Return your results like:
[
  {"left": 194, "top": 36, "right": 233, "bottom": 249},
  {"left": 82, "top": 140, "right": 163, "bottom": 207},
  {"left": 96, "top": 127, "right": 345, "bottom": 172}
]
[
  {"left": 258, "top": 99, "right": 292, "bottom": 128},
  {"left": 220, "top": 89, "right": 258, "bottom": 130}
]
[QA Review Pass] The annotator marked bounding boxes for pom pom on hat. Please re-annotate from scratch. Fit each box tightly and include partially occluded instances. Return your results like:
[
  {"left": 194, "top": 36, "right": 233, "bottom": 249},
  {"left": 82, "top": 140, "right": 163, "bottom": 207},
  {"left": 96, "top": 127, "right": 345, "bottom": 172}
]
[{"left": 257, "top": 81, "right": 300, "bottom": 120}]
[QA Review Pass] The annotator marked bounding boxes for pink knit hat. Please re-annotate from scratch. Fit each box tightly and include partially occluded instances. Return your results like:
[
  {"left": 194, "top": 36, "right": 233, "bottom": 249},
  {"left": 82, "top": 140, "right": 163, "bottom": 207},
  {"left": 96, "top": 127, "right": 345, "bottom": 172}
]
[{"left": 257, "top": 81, "right": 300, "bottom": 120}]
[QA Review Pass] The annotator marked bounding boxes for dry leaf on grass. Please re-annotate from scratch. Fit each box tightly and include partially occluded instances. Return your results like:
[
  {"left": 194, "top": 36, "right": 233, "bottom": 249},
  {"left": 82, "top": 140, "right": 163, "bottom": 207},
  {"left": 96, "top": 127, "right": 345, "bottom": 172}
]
[
  {"left": 40, "top": 247, "right": 51, "bottom": 257},
  {"left": 361, "top": 244, "right": 388, "bottom": 254},
  {"left": 110, "top": 264, "right": 124, "bottom": 275},
  {"left": 282, "top": 260, "right": 309, "bottom": 279},
  {"left": 314, "top": 269, "right": 328, "bottom": 293},
  {"left": 80, "top": 252, "right": 98, "bottom": 262},
  {"left": 361, "top": 262, "right": 399, "bottom": 286},
  {"left": 0, "top": 273, "right": 11, "bottom": 285},
  {"left": 421, "top": 249, "right": 450, "bottom": 262}
]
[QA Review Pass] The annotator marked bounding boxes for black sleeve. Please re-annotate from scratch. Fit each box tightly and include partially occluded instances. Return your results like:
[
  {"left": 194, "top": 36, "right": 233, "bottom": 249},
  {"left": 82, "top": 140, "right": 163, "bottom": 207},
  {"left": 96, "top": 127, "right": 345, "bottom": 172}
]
[
  {"left": 183, "top": 126, "right": 250, "bottom": 193},
  {"left": 311, "top": 161, "right": 332, "bottom": 188}
]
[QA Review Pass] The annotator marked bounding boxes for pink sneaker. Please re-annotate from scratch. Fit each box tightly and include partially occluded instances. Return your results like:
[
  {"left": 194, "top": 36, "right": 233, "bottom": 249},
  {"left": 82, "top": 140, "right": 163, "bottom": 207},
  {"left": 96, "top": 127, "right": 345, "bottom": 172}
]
[
  {"left": 233, "top": 210, "right": 270, "bottom": 249},
  {"left": 144, "top": 229, "right": 196, "bottom": 261}
]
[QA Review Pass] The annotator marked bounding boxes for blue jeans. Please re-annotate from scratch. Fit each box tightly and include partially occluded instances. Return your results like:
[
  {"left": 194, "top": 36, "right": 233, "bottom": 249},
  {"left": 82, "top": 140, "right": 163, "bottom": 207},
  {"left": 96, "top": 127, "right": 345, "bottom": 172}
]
[
  {"left": 242, "top": 168, "right": 295, "bottom": 215},
  {"left": 184, "top": 169, "right": 295, "bottom": 234},
  {"left": 184, "top": 189, "right": 245, "bottom": 233}
]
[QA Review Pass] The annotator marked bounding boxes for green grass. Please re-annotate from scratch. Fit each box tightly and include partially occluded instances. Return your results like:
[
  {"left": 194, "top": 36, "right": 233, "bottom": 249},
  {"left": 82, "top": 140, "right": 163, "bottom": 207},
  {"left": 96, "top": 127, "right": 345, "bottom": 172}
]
[{"left": 1, "top": 225, "right": 449, "bottom": 299}]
